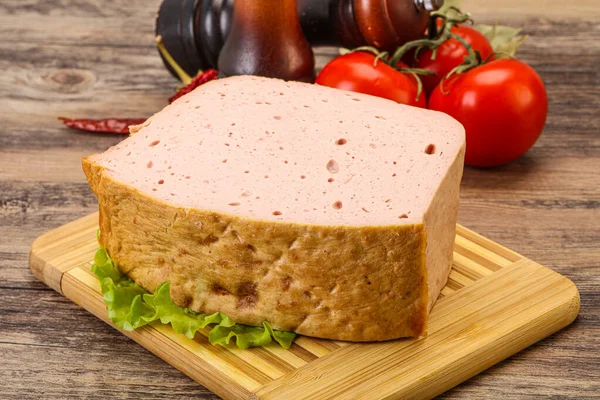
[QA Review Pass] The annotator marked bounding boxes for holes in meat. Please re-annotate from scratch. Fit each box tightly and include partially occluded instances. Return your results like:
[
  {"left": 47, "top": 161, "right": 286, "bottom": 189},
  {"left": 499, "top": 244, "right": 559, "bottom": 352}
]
[{"left": 326, "top": 159, "right": 339, "bottom": 174}]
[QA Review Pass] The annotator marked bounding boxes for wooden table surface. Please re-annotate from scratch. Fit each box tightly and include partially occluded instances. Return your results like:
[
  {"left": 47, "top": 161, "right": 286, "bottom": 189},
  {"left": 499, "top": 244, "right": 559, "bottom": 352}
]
[{"left": 1, "top": 0, "right": 598, "bottom": 398}]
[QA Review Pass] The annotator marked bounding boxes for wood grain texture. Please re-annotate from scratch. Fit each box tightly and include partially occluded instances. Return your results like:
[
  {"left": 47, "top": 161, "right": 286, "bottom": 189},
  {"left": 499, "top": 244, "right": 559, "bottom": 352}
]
[
  {"left": 1, "top": 0, "right": 599, "bottom": 398},
  {"left": 30, "top": 214, "right": 580, "bottom": 399}
]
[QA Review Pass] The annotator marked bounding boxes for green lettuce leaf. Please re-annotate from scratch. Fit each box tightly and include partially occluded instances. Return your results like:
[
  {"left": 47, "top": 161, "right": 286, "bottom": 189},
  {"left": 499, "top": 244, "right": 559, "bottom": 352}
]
[
  {"left": 143, "top": 282, "right": 224, "bottom": 339},
  {"left": 209, "top": 322, "right": 273, "bottom": 349},
  {"left": 92, "top": 247, "right": 123, "bottom": 282},
  {"left": 266, "top": 323, "right": 297, "bottom": 348},
  {"left": 207, "top": 319, "right": 296, "bottom": 349},
  {"left": 91, "top": 248, "right": 154, "bottom": 330},
  {"left": 91, "top": 247, "right": 296, "bottom": 349}
]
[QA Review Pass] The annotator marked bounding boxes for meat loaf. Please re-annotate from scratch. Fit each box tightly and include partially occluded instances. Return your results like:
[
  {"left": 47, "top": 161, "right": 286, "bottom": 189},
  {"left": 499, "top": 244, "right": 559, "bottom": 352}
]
[{"left": 83, "top": 75, "right": 465, "bottom": 341}]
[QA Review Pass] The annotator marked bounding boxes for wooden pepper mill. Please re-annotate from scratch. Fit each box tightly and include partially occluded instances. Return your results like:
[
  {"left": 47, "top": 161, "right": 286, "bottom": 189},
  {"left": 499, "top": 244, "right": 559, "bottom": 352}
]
[
  {"left": 218, "top": 0, "right": 315, "bottom": 82},
  {"left": 155, "top": 0, "right": 444, "bottom": 80}
]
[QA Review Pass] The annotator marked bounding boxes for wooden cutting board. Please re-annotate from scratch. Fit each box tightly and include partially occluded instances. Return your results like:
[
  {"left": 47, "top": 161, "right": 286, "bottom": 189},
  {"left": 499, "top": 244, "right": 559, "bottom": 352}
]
[{"left": 30, "top": 213, "right": 580, "bottom": 399}]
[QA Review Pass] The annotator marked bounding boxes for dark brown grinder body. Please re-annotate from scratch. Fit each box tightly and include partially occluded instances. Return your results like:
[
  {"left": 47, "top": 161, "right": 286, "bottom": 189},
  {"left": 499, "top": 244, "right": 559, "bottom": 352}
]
[{"left": 218, "top": 0, "right": 315, "bottom": 82}]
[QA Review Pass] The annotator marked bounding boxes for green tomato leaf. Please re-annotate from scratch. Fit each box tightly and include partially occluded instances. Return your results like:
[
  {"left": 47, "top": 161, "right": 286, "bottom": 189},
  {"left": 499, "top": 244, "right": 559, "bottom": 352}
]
[{"left": 474, "top": 24, "right": 528, "bottom": 58}]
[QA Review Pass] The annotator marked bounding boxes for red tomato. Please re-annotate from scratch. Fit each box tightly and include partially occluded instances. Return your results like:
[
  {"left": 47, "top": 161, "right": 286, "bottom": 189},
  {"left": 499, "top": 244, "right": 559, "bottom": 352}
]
[
  {"left": 428, "top": 59, "right": 548, "bottom": 167},
  {"left": 316, "top": 52, "right": 426, "bottom": 108},
  {"left": 414, "top": 23, "right": 494, "bottom": 95}
]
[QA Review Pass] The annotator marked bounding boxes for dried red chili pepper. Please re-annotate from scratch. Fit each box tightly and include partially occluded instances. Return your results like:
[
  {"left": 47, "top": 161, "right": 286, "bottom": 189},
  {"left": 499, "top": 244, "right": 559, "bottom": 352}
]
[
  {"left": 168, "top": 69, "right": 218, "bottom": 103},
  {"left": 156, "top": 35, "right": 219, "bottom": 104},
  {"left": 58, "top": 117, "right": 146, "bottom": 134}
]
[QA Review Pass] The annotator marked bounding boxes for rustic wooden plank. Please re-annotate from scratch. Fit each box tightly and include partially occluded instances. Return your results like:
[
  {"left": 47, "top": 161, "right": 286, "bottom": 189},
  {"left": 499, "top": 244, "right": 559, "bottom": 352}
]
[
  {"left": 463, "top": 0, "right": 600, "bottom": 20},
  {"left": 0, "top": 150, "right": 90, "bottom": 182}
]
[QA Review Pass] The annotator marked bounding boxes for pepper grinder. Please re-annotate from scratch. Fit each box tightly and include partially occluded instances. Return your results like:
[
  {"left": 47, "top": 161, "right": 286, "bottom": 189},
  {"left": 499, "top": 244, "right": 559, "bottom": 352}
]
[
  {"left": 155, "top": 0, "right": 444, "bottom": 80},
  {"left": 218, "top": 0, "right": 315, "bottom": 82}
]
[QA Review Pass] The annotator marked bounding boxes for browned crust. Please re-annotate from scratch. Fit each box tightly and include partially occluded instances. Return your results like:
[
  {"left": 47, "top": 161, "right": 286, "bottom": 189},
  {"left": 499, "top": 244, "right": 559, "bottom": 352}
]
[
  {"left": 82, "top": 157, "right": 429, "bottom": 341},
  {"left": 423, "top": 144, "right": 466, "bottom": 310}
]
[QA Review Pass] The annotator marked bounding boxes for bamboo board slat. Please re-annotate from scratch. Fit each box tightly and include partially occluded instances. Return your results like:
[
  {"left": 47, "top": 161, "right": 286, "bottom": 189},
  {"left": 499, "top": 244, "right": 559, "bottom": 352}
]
[{"left": 29, "top": 213, "right": 580, "bottom": 399}]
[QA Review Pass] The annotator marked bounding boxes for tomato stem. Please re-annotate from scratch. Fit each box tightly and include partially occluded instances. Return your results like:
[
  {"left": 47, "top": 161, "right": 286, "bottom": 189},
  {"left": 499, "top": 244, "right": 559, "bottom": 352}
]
[
  {"left": 344, "top": 45, "right": 435, "bottom": 102},
  {"left": 389, "top": 36, "right": 446, "bottom": 66},
  {"left": 407, "top": 70, "right": 422, "bottom": 102},
  {"left": 373, "top": 51, "right": 389, "bottom": 66},
  {"left": 435, "top": 7, "right": 473, "bottom": 25},
  {"left": 449, "top": 33, "right": 477, "bottom": 61},
  {"left": 349, "top": 46, "right": 384, "bottom": 57},
  {"left": 439, "top": 50, "right": 483, "bottom": 95},
  {"left": 389, "top": 8, "right": 473, "bottom": 66}
]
